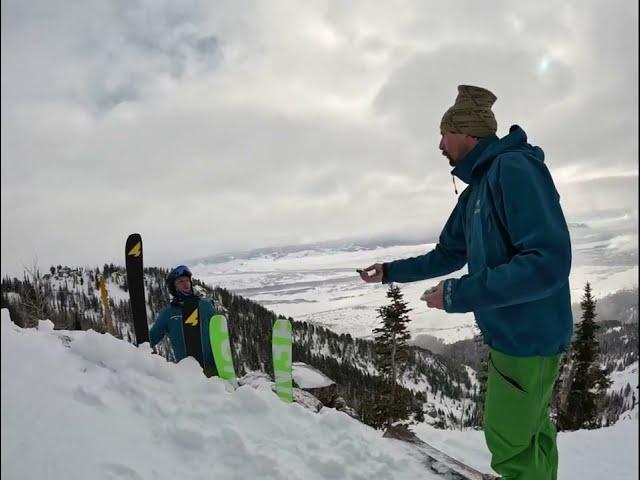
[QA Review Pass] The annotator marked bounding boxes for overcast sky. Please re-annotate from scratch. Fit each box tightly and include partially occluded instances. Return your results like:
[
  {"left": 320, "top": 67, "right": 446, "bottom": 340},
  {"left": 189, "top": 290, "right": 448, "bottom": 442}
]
[{"left": 1, "top": 0, "right": 638, "bottom": 276}]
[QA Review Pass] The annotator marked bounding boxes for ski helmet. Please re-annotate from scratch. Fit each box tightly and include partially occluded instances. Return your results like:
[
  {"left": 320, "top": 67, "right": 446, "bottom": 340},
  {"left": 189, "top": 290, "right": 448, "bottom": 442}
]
[{"left": 166, "top": 265, "right": 192, "bottom": 296}]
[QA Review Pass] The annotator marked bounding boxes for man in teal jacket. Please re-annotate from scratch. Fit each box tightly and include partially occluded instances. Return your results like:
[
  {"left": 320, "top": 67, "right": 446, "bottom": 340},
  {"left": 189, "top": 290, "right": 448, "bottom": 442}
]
[
  {"left": 360, "top": 85, "right": 572, "bottom": 480},
  {"left": 150, "top": 265, "right": 219, "bottom": 377}
]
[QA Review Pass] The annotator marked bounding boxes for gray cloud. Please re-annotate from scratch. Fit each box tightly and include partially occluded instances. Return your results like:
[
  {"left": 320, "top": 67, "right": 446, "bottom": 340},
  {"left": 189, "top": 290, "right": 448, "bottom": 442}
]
[
  {"left": 373, "top": 44, "right": 575, "bottom": 142},
  {"left": 1, "top": 0, "right": 222, "bottom": 113},
  {"left": 1, "top": 0, "right": 637, "bottom": 276}
]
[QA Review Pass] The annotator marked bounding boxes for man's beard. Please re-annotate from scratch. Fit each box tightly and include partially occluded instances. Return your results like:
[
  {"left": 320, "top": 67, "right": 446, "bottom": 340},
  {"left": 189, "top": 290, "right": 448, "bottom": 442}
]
[{"left": 444, "top": 152, "right": 455, "bottom": 167}]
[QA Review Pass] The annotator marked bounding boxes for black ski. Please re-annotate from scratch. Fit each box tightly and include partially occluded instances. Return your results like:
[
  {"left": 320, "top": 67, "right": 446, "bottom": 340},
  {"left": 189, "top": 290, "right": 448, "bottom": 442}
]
[
  {"left": 125, "top": 233, "right": 149, "bottom": 346},
  {"left": 384, "top": 425, "right": 497, "bottom": 480},
  {"left": 182, "top": 295, "right": 204, "bottom": 367}
]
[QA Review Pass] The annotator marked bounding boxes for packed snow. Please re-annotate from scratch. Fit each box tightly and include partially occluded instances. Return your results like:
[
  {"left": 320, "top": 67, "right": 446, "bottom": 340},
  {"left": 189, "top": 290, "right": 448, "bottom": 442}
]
[
  {"left": 292, "top": 362, "right": 334, "bottom": 389},
  {"left": 413, "top": 417, "right": 639, "bottom": 480},
  {"left": 2, "top": 309, "right": 638, "bottom": 479},
  {"left": 0, "top": 309, "right": 430, "bottom": 480}
]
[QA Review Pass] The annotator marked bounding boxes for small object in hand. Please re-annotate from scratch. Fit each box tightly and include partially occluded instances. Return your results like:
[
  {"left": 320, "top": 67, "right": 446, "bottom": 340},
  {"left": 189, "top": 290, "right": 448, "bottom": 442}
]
[
  {"left": 357, "top": 269, "right": 376, "bottom": 277},
  {"left": 420, "top": 286, "right": 438, "bottom": 301}
]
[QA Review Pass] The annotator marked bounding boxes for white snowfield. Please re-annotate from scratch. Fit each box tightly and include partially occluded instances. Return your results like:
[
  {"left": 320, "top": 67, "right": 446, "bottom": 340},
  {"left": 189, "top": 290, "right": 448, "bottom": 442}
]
[
  {"left": 1, "top": 309, "right": 638, "bottom": 480},
  {"left": 292, "top": 362, "right": 335, "bottom": 389},
  {"left": 192, "top": 227, "right": 638, "bottom": 344}
]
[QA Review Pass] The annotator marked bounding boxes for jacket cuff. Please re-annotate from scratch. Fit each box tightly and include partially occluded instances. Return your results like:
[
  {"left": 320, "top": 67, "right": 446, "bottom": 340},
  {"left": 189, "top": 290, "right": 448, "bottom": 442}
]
[
  {"left": 382, "top": 263, "right": 389, "bottom": 284},
  {"left": 443, "top": 279, "right": 456, "bottom": 312}
]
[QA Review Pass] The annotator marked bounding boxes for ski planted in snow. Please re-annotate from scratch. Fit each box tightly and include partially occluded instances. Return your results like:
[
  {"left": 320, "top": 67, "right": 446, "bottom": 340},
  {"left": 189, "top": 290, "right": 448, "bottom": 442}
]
[
  {"left": 182, "top": 296, "right": 204, "bottom": 367},
  {"left": 125, "top": 233, "right": 149, "bottom": 346},
  {"left": 209, "top": 314, "right": 237, "bottom": 381},
  {"left": 272, "top": 318, "right": 293, "bottom": 403}
]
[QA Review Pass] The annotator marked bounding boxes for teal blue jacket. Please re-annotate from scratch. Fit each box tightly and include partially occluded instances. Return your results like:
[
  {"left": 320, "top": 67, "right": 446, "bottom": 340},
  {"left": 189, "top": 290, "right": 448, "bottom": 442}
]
[
  {"left": 149, "top": 298, "right": 217, "bottom": 368},
  {"left": 384, "top": 126, "right": 573, "bottom": 356}
]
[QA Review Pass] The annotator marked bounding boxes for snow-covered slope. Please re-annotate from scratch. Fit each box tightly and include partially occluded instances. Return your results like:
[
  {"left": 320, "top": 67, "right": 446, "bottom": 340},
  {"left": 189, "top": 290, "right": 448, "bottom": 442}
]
[
  {"left": 413, "top": 417, "right": 638, "bottom": 480},
  {"left": 2, "top": 309, "right": 638, "bottom": 479},
  {"left": 0, "top": 309, "right": 429, "bottom": 480}
]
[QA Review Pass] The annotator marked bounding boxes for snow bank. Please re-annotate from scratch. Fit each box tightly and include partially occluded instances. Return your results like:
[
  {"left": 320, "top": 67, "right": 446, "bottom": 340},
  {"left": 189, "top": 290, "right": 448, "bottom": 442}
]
[
  {"left": 1, "top": 309, "right": 432, "bottom": 480},
  {"left": 413, "top": 409, "right": 638, "bottom": 479},
  {"left": 292, "top": 362, "right": 334, "bottom": 389},
  {"left": 3, "top": 308, "right": 637, "bottom": 480}
]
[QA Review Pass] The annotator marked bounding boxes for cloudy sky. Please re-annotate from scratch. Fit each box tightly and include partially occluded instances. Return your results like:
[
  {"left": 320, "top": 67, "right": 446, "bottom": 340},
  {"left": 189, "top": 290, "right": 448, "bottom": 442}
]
[{"left": 1, "top": 0, "right": 638, "bottom": 276}]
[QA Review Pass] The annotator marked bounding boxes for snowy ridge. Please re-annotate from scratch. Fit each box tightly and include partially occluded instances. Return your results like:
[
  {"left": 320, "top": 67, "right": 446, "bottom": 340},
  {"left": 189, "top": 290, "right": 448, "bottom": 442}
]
[
  {"left": 4, "top": 262, "right": 636, "bottom": 430},
  {"left": 293, "top": 320, "right": 476, "bottom": 428},
  {"left": 3, "top": 267, "right": 484, "bottom": 429},
  {"left": 1, "top": 309, "right": 433, "bottom": 480},
  {"left": 3, "top": 309, "right": 638, "bottom": 479},
  {"left": 607, "top": 361, "right": 639, "bottom": 419}
]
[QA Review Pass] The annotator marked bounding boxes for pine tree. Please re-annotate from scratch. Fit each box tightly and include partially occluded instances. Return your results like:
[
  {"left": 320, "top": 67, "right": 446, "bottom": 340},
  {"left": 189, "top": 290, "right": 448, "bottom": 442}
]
[
  {"left": 371, "top": 283, "right": 412, "bottom": 429},
  {"left": 559, "top": 282, "right": 611, "bottom": 430}
]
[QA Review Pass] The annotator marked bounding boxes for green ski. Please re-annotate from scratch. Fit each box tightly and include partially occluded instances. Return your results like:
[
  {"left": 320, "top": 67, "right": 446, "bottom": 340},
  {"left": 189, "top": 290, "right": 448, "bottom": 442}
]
[
  {"left": 272, "top": 318, "right": 293, "bottom": 403},
  {"left": 209, "top": 314, "right": 237, "bottom": 381}
]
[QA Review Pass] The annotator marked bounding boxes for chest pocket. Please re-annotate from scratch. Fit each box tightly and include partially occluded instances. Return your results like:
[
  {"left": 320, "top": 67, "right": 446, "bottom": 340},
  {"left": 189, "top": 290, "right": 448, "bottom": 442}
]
[
  {"left": 463, "top": 187, "right": 486, "bottom": 272},
  {"left": 483, "top": 180, "right": 515, "bottom": 264}
]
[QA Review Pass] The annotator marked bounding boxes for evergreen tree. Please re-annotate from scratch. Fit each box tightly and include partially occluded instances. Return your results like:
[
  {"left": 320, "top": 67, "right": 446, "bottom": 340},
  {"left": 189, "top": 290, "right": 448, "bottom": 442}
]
[
  {"left": 371, "top": 284, "right": 412, "bottom": 429},
  {"left": 559, "top": 282, "right": 611, "bottom": 430}
]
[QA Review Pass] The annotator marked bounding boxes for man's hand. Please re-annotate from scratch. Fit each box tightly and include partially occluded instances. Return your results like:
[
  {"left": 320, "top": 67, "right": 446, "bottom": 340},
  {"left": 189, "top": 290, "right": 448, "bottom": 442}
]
[
  {"left": 357, "top": 263, "right": 384, "bottom": 283},
  {"left": 421, "top": 281, "right": 445, "bottom": 310}
]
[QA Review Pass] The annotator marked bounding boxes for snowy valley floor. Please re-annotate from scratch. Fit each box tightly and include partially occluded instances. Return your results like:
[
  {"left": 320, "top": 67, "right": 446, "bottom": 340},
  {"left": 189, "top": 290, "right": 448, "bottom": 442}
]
[{"left": 2, "top": 310, "right": 638, "bottom": 480}]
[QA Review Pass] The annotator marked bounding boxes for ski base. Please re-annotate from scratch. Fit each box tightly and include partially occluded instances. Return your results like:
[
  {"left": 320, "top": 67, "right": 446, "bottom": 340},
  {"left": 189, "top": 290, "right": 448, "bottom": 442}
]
[
  {"left": 384, "top": 425, "right": 497, "bottom": 480},
  {"left": 272, "top": 318, "right": 293, "bottom": 403},
  {"left": 125, "top": 233, "right": 149, "bottom": 346},
  {"left": 209, "top": 314, "right": 237, "bottom": 381}
]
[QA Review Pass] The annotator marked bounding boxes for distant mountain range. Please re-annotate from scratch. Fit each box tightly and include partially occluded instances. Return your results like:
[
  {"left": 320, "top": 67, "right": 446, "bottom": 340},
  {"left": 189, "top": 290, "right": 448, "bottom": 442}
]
[
  {"left": 188, "top": 232, "right": 441, "bottom": 264},
  {"left": 189, "top": 220, "right": 622, "bottom": 265}
]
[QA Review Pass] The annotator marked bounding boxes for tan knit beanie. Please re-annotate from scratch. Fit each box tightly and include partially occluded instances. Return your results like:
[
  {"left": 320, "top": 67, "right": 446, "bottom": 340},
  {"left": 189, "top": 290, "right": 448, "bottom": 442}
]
[{"left": 440, "top": 85, "right": 498, "bottom": 138}]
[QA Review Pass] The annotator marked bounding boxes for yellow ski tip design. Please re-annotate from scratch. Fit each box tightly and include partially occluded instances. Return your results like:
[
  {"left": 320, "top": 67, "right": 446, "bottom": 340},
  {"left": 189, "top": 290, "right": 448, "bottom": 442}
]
[{"left": 127, "top": 242, "right": 142, "bottom": 257}]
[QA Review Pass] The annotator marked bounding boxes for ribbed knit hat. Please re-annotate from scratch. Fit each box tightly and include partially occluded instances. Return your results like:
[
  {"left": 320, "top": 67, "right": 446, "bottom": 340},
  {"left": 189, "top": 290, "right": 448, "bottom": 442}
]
[{"left": 440, "top": 85, "right": 498, "bottom": 138}]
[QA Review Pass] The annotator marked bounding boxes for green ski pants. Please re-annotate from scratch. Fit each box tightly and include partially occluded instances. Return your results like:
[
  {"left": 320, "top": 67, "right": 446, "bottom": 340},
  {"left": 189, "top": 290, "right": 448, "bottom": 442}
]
[{"left": 484, "top": 349, "right": 561, "bottom": 480}]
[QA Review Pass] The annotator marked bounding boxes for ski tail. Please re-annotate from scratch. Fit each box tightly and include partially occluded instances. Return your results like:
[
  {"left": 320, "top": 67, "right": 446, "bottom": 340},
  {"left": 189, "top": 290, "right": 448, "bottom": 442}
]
[
  {"left": 125, "top": 233, "right": 149, "bottom": 346},
  {"left": 272, "top": 318, "right": 293, "bottom": 403},
  {"left": 209, "top": 314, "right": 237, "bottom": 381}
]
